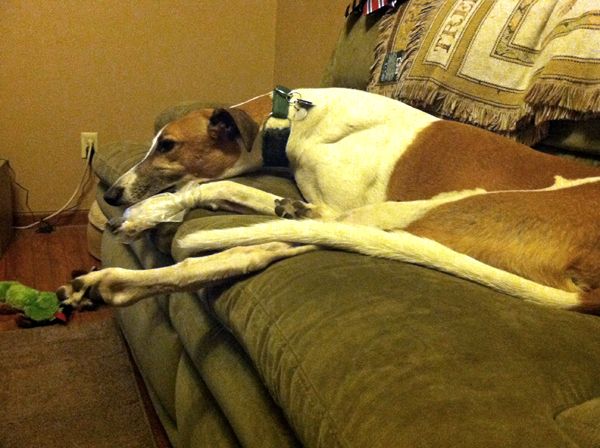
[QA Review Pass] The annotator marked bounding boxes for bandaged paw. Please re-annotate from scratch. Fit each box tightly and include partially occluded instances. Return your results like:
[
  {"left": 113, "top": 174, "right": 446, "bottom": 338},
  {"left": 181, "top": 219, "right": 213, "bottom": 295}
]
[
  {"left": 125, "top": 192, "right": 188, "bottom": 223},
  {"left": 111, "top": 192, "right": 191, "bottom": 241}
]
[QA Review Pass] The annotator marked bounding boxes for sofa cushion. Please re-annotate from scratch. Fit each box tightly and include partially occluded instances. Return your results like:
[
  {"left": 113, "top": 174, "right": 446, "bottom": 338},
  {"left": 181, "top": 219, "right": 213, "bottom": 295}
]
[
  {"left": 168, "top": 291, "right": 300, "bottom": 447},
  {"left": 208, "top": 250, "right": 600, "bottom": 447},
  {"left": 168, "top": 207, "right": 600, "bottom": 446},
  {"left": 105, "top": 229, "right": 295, "bottom": 447},
  {"left": 174, "top": 353, "right": 240, "bottom": 447},
  {"left": 102, "top": 231, "right": 182, "bottom": 428},
  {"left": 556, "top": 397, "right": 600, "bottom": 447}
]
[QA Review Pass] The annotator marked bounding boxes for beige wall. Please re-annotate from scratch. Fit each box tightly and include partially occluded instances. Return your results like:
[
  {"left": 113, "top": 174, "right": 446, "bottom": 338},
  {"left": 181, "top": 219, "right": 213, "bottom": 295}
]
[
  {"left": 3, "top": 0, "right": 347, "bottom": 215},
  {"left": 274, "top": 0, "right": 348, "bottom": 88}
]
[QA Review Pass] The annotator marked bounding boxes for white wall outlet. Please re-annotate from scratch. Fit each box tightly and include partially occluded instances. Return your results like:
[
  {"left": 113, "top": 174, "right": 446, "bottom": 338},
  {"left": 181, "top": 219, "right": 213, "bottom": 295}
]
[{"left": 80, "top": 132, "right": 98, "bottom": 159}]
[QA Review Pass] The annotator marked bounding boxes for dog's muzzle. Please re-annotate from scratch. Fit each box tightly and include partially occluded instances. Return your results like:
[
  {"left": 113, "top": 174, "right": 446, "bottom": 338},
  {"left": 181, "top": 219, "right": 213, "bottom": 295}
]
[{"left": 104, "top": 186, "right": 125, "bottom": 206}]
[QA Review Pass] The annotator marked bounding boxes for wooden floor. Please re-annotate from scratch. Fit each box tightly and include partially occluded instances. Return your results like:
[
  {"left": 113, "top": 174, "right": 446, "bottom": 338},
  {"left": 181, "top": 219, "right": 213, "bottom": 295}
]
[
  {"left": 0, "top": 225, "right": 97, "bottom": 292},
  {"left": 0, "top": 226, "right": 100, "bottom": 331},
  {"left": 0, "top": 225, "right": 172, "bottom": 447}
]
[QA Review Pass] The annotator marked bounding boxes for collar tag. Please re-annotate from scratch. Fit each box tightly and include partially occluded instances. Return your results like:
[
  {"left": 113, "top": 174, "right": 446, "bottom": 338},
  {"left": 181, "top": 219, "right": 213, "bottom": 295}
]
[
  {"left": 272, "top": 86, "right": 292, "bottom": 119},
  {"left": 272, "top": 86, "right": 315, "bottom": 120}
]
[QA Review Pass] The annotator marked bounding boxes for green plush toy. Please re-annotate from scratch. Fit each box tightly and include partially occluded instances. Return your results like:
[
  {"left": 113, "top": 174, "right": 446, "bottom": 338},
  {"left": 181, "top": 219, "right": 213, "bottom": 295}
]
[{"left": 0, "top": 281, "right": 70, "bottom": 327}]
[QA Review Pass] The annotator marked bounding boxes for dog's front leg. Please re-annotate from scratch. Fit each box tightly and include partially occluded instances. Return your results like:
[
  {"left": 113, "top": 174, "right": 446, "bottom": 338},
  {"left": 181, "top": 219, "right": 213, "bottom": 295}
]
[
  {"left": 57, "top": 242, "right": 317, "bottom": 307},
  {"left": 111, "top": 180, "right": 292, "bottom": 240},
  {"left": 273, "top": 198, "right": 339, "bottom": 221}
]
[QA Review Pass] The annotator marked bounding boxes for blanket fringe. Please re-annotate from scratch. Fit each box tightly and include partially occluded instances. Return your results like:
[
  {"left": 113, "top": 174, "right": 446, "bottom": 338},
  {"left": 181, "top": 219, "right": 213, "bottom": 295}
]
[
  {"left": 395, "top": 0, "right": 442, "bottom": 85},
  {"left": 527, "top": 80, "right": 600, "bottom": 124},
  {"left": 367, "top": 9, "right": 398, "bottom": 97},
  {"left": 400, "top": 80, "right": 525, "bottom": 130},
  {"left": 398, "top": 79, "right": 560, "bottom": 145},
  {"left": 368, "top": 0, "right": 443, "bottom": 97}
]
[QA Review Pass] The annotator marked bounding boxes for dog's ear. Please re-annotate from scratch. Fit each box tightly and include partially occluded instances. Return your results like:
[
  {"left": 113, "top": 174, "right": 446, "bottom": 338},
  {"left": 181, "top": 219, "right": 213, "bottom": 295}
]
[{"left": 208, "top": 108, "right": 258, "bottom": 152}]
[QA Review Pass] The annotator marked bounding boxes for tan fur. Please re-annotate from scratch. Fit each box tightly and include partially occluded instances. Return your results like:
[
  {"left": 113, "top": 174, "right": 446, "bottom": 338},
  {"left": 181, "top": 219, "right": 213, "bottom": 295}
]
[
  {"left": 387, "top": 121, "right": 600, "bottom": 200},
  {"left": 235, "top": 94, "right": 273, "bottom": 124},
  {"left": 406, "top": 182, "right": 600, "bottom": 295},
  {"left": 143, "top": 96, "right": 272, "bottom": 180},
  {"left": 155, "top": 110, "right": 242, "bottom": 179}
]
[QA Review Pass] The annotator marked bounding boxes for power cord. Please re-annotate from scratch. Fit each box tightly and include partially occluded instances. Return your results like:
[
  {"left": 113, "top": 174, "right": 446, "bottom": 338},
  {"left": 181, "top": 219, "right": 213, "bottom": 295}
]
[{"left": 4, "top": 145, "right": 95, "bottom": 232}]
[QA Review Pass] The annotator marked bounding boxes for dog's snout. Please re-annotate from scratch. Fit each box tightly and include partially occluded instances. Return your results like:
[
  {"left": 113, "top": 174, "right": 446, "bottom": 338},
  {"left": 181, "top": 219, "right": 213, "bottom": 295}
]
[{"left": 104, "top": 186, "right": 125, "bottom": 206}]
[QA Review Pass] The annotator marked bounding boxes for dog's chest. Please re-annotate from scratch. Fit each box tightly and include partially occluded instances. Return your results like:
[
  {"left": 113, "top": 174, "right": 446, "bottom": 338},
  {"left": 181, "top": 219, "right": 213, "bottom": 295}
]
[
  {"left": 287, "top": 120, "right": 439, "bottom": 212},
  {"left": 289, "top": 137, "right": 393, "bottom": 211},
  {"left": 258, "top": 88, "right": 442, "bottom": 211},
  {"left": 285, "top": 99, "right": 438, "bottom": 210}
]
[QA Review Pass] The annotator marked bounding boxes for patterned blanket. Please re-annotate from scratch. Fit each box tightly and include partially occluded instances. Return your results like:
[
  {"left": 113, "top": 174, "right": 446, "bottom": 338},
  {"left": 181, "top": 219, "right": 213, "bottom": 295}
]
[{"left": 368, "top": 0, "right": 600, "bottom": 143}]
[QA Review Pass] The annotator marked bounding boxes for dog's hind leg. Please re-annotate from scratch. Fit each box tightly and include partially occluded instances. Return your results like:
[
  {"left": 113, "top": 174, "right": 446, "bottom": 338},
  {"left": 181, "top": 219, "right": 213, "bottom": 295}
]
[
  {"left": 111, "top": 180, "right": 297, "bottom": 240},
  {"left": 174, "top": 219, "right": 582, "bottom": 310},
  {"left": 57, "top": 242, "right": 317, "bottom": 308}
]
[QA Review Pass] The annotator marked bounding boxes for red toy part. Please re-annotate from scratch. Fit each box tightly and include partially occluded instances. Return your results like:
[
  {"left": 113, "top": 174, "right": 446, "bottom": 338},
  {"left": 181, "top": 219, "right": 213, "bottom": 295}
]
[{"left": 54, "top": 311, "right": 69, "bottom": 324}]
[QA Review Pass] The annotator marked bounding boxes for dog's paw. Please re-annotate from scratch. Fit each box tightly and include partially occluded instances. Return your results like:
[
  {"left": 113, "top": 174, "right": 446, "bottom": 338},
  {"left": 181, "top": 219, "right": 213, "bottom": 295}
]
[
  {"left": 107, "top": 216, "right": 148, "bottom": 241},
  {"left": 57, "top": 268, "right": 142, "bottom": 307},
  {"left": 275, "top": 198, "right": 319, "bottom": 219},
  {"left": 56, "top": 271, "right": 105, "bottom": 310}
]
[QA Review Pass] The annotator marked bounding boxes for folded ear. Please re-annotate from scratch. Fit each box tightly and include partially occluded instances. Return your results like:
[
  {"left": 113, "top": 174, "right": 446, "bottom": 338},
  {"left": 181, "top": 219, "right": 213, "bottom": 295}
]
[{"left": 208, "top": 108, "right": 258, "bottom": 152}]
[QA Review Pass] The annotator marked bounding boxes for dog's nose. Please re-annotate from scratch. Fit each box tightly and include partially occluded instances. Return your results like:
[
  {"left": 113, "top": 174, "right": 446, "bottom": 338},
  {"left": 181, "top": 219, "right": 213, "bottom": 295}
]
[{"left": 104, "top": 186, "right": 125, "bottom": 206}]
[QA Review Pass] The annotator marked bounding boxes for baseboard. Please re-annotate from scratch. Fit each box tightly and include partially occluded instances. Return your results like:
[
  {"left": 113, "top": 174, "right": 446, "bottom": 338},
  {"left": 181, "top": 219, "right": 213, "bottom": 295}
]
[{"left": 14, "top": 209, "right": 89, "bottom": 227}]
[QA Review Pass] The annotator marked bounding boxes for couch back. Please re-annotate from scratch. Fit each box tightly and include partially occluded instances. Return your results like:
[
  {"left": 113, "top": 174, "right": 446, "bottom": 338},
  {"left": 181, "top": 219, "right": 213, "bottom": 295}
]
[{"left": 320, "top": 9, "right": 386, "bottom": 91}]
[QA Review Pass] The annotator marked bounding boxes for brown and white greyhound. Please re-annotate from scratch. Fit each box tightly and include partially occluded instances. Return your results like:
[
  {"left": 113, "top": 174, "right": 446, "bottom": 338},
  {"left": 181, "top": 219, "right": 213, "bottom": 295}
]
[{"left": 58, "top": 88, "right": 600, "bottom": 312}]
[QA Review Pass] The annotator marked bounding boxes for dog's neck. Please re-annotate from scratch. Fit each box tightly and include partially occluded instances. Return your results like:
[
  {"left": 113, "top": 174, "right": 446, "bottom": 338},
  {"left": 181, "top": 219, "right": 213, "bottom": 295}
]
[
  {"left": 262, "top": 125, "right": 290, "bottom": 167},
  {"left": 257, "top": 87, "right": 315, "bottom": 169},
  {"left": 233, "top": 90, "right": 299, "bottom": 169}
]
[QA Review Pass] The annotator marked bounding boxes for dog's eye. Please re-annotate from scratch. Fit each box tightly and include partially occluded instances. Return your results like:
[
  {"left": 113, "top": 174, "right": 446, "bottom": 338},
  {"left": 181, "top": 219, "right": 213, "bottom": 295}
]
[{"left": 157, "top": 139, "right": 176, "bottom": 153}]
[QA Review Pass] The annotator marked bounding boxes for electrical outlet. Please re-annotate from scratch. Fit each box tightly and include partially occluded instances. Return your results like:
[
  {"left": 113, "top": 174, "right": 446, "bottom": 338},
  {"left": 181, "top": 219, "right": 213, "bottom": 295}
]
[{"left": 80, "top": 132, "right": 98, "bottom": 159}]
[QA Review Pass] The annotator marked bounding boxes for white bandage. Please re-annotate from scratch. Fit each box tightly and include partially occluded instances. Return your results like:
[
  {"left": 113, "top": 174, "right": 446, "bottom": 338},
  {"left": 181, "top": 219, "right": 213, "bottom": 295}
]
[{"left": 122, "top": 182, "right": 205, "bottom": 229}]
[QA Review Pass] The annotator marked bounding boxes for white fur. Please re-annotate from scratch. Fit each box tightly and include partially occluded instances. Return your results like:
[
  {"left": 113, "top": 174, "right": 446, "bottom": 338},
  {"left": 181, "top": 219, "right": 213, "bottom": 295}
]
[{"left": 284, "top": 88, "right": 440, "bottom": 212}]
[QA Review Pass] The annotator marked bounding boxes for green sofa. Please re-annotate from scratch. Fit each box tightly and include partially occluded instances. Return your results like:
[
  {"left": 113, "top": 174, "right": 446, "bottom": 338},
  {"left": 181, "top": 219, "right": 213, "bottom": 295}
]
[{"left": 92, "top": 11, "right": 600, "bottom": 448}]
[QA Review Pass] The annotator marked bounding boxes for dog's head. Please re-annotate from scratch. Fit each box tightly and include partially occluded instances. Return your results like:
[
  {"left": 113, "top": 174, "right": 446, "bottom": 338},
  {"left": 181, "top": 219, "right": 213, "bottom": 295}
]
[{"left": 104, "top": 107, "right": 260, "bottom": 206}]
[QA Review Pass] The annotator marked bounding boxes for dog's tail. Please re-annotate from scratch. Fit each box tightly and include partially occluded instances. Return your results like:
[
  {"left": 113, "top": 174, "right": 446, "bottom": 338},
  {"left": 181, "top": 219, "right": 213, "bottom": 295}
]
[{"left": 177, "top": 219, "right": 584, "bottom": 310}]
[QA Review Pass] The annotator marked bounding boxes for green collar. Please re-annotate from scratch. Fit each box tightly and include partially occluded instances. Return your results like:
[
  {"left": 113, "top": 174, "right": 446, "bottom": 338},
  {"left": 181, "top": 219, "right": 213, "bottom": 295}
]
[
  {"left": 263, "top": 86, "right": 316, "bottom": 167},
  {"left": 262, "top": 86, "right": 293, "bottom": 167}
]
